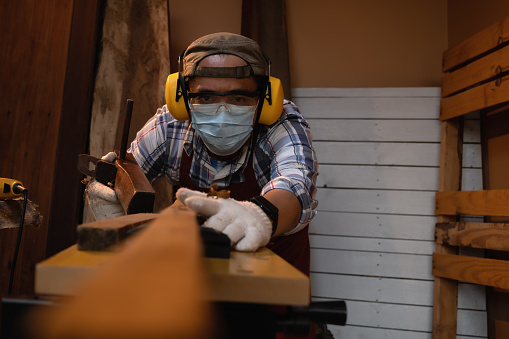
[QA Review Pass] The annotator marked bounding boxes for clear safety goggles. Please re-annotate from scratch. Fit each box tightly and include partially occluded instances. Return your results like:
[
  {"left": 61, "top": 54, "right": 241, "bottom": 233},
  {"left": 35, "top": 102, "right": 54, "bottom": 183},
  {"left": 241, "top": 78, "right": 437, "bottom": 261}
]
[{"left": 188, "top": 90, "right": 259, "bottom": 115}]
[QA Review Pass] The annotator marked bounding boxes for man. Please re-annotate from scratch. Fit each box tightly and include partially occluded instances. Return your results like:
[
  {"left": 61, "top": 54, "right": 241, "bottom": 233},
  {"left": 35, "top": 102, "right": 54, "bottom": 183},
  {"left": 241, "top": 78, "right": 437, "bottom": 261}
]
[{"left": 91, "top": 32, "right": 318, "bottom": 276}]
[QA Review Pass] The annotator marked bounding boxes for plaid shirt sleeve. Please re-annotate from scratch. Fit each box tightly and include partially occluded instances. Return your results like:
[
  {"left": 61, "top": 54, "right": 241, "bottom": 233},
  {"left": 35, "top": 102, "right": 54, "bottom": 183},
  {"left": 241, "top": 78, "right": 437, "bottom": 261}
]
[
  {"left": 257, "top": 100, "right": 319, "bottom": 235},
  {"left": 128, "top": 105, "right": 188, "bottom": 183}
]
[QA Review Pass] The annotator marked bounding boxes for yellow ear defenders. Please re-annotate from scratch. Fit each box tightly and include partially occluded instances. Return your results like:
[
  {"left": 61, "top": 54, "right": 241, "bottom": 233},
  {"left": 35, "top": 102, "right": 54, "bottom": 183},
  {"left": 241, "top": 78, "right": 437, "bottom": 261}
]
[{"left": 164, "top": 52, "right": 284, "bottom": 125}]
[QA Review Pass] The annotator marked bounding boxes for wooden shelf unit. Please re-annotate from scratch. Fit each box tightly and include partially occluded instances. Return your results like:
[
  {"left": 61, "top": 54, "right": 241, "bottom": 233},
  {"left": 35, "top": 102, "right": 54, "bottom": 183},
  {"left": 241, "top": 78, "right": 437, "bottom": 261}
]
[{"left": 432, "top": 15, "right": 509, "bottom": 339}]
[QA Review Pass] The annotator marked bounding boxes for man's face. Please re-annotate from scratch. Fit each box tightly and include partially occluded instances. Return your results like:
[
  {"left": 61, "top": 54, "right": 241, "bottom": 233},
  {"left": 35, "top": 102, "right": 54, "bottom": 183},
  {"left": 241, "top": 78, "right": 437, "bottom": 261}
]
[{"left": 187, "top": 54, "right": 259, "bottom": 125}]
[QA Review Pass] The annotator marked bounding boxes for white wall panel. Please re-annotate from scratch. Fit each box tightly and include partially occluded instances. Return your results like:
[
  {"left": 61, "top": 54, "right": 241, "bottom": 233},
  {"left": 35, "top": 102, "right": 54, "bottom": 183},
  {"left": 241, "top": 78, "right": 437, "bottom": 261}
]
[{"left": 294, "top": 87, "right": 485, "bottom": 338}]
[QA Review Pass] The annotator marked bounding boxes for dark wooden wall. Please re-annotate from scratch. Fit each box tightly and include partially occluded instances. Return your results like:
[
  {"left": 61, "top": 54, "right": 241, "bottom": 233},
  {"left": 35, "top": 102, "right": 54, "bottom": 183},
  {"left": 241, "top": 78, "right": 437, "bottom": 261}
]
[{"left": 0, "top": 0, "right": 101, "bottom": 297}]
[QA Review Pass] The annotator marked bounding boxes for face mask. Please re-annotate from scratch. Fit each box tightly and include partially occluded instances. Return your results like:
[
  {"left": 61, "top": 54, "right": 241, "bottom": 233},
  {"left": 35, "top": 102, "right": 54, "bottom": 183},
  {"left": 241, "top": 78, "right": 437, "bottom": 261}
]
[{"left": 190, "top": 103, "right": 256, "bottom": 156}]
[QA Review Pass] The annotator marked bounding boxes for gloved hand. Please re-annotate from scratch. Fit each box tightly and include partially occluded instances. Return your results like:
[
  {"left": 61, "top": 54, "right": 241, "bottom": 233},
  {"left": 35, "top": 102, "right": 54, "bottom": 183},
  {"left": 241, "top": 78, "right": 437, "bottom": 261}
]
[
  {"left": 85, "top": 180, "right": 125, "bottom": 220},
  {"left": 83, "top": 151, "right": 123, "bottom": 221},
  {"left": 101, "top": 151, "right": 117, "bottom": 163},
  {"left": 176, "top": 188, "right": 272, "bottom": 252}
]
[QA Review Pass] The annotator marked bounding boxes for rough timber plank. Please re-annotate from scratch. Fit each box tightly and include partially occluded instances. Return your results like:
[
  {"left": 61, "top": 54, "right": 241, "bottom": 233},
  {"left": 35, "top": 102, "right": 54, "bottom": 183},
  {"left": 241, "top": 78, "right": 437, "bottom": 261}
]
[
  {"left": 436, "top": 222, "right": 509, "bottom": 251},
  {"left": 440, "top": 74, "right": 509, "bottom": 120},
  {"left": 442, "top": 44, "right": 509, "bottom": 97},
  {"left": 435, "top": 189, "right": 509, "bottom": 217},
  {"left": 443, "top": 15, "right": 509, "bottom": 72},
  {"left": 433, "top": 118, "right": 462, "bottom": 339},
  {"left": 433, "top": 253, "right": 509, "bottom": 290}
]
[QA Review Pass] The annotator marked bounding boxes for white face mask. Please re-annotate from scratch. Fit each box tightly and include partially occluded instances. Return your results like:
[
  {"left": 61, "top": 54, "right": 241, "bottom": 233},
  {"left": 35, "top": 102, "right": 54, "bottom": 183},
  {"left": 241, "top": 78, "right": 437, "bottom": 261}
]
[{"left": 190, "top": 103, "right": 256, "bottom": 156}]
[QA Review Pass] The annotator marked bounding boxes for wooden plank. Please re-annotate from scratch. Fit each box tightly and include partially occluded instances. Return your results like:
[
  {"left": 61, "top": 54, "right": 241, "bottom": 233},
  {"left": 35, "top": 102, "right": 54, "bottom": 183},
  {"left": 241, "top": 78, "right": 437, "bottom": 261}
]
[
  {"left": 435, "top": 189, "right": 509, "bottom": 217},
  {"left": 435, "top": 221, "right": 509, "bottom": 251},
  {"left": 310, "top": 235, "right": 435, "bottom": 255},
  {"left": 433, "top": 118, "right": 462, "bottom": 339},
  {"left": 310, "top": 273, "right": 434, "bottom": 306},
  {"left": 31, "top": 202, "right": 213, "bottom": 339},
  {"left": 292, "top": 87, "right": 441, "bottom": 98},
  {"left": 310, "top": 249, "right": 433, "bottom": 280},
  {"left": 317, "top": 164, "right": 438, "bottom": 190},
  {"left": 0, "top": 0, "right": 74, "bottom": 297},
  {"left": 317, "top": 188, "right": 435, "bottom": 216},
  {"left": 293, "top": 96, "right": 440, "bottom": 119},
  {"left": 440, "top": 74, "right": 509, "bottom": 121},
  {"left": 328, "top": 325, "right": 433, "bottom": 339},
  {"left": 35, "top": 245, "right": 310, "bottom": 306},
  {"left": 314, "top": 162, "right": 477, "bottom": 192},
  {"left": 319, "top": 300, "right": 486, "bottom": 338},
  {"left": 442, "top": 44, "right": 509, "bottom": 97},
  {"left": 308, "top": 119, "right": 441, "bottom": 142},
  {"left": 77, "top": 213, "right": 158, "bottom": 251},
  {"left": 314, "top": 142, "right": 440, "bottom": 166},
  {"left": 46, "top": 0, "right": 101, "bottom": 257},
  {"left": 330, "top": 299, "right": 433, "bottom": 332},
  {"left": 310, "top": 212, "right": 436, "bottom": 241},
  {"left": 443, "top": 15, "right": 509, "bottom": 72},
  {"left": 433, "top": 253, "right": 509, "bottom": 290}
]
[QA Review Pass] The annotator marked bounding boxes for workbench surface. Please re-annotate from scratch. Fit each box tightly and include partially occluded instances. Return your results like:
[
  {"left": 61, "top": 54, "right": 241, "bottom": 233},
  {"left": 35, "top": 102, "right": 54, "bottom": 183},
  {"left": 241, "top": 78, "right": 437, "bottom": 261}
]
[{"left": 35, "top": 244, "right": 310, "bottom": 306}]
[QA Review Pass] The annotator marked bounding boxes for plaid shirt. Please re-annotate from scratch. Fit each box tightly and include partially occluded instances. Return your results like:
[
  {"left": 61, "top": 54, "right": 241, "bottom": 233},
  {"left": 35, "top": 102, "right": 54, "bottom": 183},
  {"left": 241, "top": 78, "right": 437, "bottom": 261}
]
[{"left": 129, "top": 100, "right": 318, "bottom": 234}]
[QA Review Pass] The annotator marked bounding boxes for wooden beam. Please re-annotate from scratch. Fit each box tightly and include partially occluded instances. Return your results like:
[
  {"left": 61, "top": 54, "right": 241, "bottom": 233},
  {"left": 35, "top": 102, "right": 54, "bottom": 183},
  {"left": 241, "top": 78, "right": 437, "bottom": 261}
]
[
  {"left": 435, "top": 221, "right": 509, "bottom": 251},
  {"left": 435, "top": 189, "right": 509, "bottom": 216},
  {"left": 433, "top": 253, "right": 509, "bottom": 290},
  {"left": 443, "top": 15, "right": 509, "bottom": 72},
  {"left": 440, "top": 74, "right": 509, "bottom": 121},
  {"left": 442, "top": 44, "right": 509, "bottom": 98},
  {"left": 432, "top": 118, "right": 462, "bottom": 339}
]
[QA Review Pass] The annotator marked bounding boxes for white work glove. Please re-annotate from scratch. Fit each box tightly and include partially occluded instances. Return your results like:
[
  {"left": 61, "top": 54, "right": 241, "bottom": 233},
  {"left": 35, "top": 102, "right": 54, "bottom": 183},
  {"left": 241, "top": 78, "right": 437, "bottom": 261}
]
[
  {"left": 85, "top": 180, "right": 125, "bottom": 220},
  {"left": 83, "top": 152, "right": 123, "bottom": 221},
  {"left": 176, "top": 188, "right": 273, "bottom": 252},
  {"left": 101, "top": 151, "right": 117, "bottom": 163}
]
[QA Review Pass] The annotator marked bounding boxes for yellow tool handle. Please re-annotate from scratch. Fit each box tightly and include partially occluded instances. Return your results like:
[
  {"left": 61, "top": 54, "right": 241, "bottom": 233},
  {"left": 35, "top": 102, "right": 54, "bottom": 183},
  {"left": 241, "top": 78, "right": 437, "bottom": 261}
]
[{"left": 0, "top": 178, "right": 24, "bottom": 199}]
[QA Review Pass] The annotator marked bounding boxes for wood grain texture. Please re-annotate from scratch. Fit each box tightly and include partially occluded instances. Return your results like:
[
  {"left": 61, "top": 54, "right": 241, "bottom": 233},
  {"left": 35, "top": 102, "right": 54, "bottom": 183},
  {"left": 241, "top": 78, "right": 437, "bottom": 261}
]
[
  {"left": 435, "top": 189, "right": 509, "bottom": 217},
  {"left": 436, "top": 221, "right": 509, "bottom": 251},
  {"left": 36, "top": 243, "right": 309, "bottom": 306},
  {"left": 442, "top": 44, "right": 509, "bottom": 97},
  {"left": 442, "top": 15, "right": 509, "bottom": 72},
  {"left": 440, "top": 75, "right": 509, "bottom": 120},
  {"left": 433, "top": 253, "right": 509, "bottom": 290},
  {"left": 0, "top": 0, "right": 75, "bottom": 297}
]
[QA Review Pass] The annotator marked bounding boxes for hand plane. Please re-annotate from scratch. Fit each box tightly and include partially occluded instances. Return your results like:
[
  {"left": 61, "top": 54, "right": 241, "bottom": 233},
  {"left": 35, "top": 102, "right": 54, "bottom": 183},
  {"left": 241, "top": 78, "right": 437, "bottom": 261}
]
[{"left": 78, "top": 100, "right": 155, "bottom": 215}]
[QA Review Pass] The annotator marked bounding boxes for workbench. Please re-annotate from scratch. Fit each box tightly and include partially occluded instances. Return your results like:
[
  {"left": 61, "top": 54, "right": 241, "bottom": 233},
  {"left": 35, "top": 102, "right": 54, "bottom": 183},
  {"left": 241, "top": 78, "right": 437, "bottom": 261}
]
[{"left": 35, "top": 244, "right": 310, "bottom": 306}]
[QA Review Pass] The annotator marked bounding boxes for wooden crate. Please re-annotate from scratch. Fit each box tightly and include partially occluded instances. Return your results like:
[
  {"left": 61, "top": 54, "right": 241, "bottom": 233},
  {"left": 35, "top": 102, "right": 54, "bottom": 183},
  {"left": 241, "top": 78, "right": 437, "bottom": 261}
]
[{"left": 432, "top": 15, "right": 509, "bottom": 339}]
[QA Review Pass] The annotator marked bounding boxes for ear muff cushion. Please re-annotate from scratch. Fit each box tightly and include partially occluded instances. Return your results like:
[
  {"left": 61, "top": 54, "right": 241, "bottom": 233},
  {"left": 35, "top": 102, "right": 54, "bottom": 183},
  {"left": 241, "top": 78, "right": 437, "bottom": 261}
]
[
  {"left": 258, "top": 76, "right": 284, "bottom": 125},
  {"left": 165, "top": 72, "right": 190, "bottom": 121}
]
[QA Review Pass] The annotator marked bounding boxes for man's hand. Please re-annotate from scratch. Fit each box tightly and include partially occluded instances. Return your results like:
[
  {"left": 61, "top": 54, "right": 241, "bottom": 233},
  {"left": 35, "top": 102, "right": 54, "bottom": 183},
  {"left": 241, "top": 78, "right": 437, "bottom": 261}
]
[
  {"left": 84, "top": 152, "right": 122, "bottom": 221},
  {"left": 86, "top": 180, "right": 125, "bottom": 220},
  {"left": 101, "top": 151, "right": 117, "bottom": 163},
  {"left": 176, "top": 188, "right": 272, "bottom": 252}
]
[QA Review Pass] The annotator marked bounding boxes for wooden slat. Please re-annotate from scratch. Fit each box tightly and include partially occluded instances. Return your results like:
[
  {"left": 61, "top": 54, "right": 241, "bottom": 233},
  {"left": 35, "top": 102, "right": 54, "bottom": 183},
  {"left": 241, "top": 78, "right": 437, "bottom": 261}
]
[
  {"left": 436, "top": 221, "right": 509, "bottom": 251},
  {"left": 440, "top": 74, "right": 509, "bottom": 121},
  {"left": 433, "top": 118, "right": 462, "bottom": 339},
  {"left": 442, "top": 44, "right": 509, "bottom": 97},
  {"left": 311, "top": 249, "right": 433, "bottom": 280},
  {"left": 435, "top": 189, "right": 509, "bottom": 217},
  {"left": 433, "top": 253, "right": 509, "bottom": 290},
  {"left": 443, "top": 15, "right": 509, "bottom": 72}
]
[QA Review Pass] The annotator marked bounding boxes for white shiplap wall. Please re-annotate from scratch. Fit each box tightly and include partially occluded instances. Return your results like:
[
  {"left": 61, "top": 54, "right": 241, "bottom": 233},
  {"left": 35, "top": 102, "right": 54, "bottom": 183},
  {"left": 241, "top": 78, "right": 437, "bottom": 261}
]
[{"left": 291, "top": 88, "right": 485, "bottom": 339}]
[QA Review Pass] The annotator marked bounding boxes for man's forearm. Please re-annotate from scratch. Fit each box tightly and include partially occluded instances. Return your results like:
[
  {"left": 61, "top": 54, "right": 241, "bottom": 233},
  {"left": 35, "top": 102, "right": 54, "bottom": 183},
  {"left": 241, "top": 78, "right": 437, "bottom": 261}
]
[{"left": 263, "top": 189, "right": 301, "bottom": 236}]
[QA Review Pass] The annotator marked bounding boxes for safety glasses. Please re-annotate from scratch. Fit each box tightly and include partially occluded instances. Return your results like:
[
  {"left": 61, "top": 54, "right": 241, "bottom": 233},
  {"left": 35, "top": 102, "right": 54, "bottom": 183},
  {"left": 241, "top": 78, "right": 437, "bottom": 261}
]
[{"left": 188, "top": 90, "right": 259, "bottom": 114}]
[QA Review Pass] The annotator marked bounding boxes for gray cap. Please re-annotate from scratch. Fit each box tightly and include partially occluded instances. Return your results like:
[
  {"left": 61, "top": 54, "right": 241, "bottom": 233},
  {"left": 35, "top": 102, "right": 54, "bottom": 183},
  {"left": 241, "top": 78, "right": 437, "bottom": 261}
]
[{"left": 182, "top": 32, "right": 268, "bottom": 78}]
